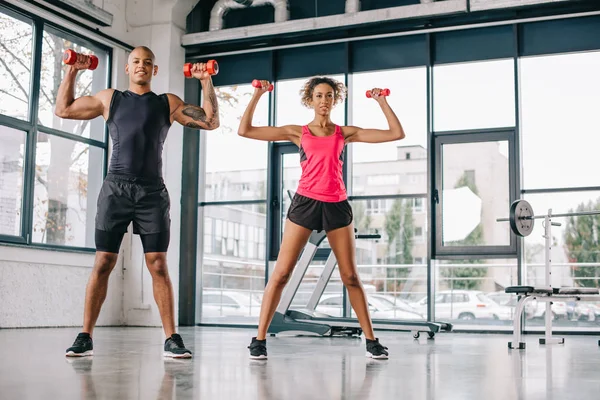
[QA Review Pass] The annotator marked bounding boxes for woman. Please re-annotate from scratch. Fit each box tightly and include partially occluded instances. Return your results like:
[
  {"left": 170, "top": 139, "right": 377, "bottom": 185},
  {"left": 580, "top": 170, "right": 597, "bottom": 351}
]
[{"left": 238, "top": 76, "right": 405, "bottom": 360}]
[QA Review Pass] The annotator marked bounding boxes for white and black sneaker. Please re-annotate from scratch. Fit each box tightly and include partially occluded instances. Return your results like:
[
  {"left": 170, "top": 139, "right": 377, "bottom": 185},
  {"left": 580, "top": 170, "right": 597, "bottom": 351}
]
[
  {"left": 164, "top": 334, "right": 193, "bottom": 359},
  {"left": 248, "top": 337, "right": 267, "bottom": 360},
  {"left": 366, "top": 338, "right": 389, "bottom": 359},
  {"left": 66, "top": 332, "right": 94, "bottom": 357}
]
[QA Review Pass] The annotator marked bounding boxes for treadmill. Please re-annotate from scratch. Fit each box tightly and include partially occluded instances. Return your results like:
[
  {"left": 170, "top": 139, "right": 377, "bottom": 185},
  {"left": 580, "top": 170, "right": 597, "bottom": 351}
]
[{"left": 268, "top": 192, "right": 452, "bottom": 339}]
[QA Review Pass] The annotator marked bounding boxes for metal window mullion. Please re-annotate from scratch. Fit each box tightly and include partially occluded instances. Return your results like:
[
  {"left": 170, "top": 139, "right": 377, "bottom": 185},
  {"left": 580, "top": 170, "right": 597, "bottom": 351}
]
[
  {"left": 522, "top": 186, "right": 600, "bottom": 194},
  {"left": 0, "top": 234, "right": 27, "bottom": 244},
  {"left": 103, "top": 47, "right": 113, "bottom": 177},
  {"left": 22, "top": 17, "right": 44, "bottom": 244},
  {"left": 264, "top": 49, "right": 276, "bottom": 283},
  {"left": 513, "top": 23, "right": 524, "bottom": 289},
  {"left": 36, "top": 126, "right": 108, "bottom": 149},
  {"left": 0, "top": 115, "right": 32, "bottom": 131},
  {"left": 199, "top": 199, "right": 267, "bottom": 207},
  {"left": 426, "top": 32, "right": 435, "bottom": 323}
]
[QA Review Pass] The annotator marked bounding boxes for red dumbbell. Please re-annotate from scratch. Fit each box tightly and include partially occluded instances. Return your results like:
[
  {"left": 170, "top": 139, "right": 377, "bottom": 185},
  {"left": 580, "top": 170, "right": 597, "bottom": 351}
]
[
  {"left": 183, "top": 60, "right": 219, "bottom": 78},
  {"left": 63, "top": 49, "right": 98, "bottom": 70},
  {"left": 252, "top": 79, "right": 273, "bottom": 92},
  {"left": 366, "top": 88, "right": 390, "bottom": 98}
]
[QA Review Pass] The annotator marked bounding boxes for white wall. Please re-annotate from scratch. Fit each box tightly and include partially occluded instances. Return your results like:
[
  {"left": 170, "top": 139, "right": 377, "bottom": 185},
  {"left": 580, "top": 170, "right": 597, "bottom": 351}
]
[{"left": 0, "top": 0, "right": 197, "bottom": 330}]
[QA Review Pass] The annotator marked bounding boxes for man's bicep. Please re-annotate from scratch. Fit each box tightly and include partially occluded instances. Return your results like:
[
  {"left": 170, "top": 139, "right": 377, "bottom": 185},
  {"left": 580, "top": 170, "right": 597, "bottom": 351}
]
[
  {"left": 182, "top": 104, "right": 208, "bottom": 123},
  {"left": 175, "top": 103, "right": 212, "bottom": 130},
  {"left": 63, "top": 95, "right": 105, "bottom": 120}
]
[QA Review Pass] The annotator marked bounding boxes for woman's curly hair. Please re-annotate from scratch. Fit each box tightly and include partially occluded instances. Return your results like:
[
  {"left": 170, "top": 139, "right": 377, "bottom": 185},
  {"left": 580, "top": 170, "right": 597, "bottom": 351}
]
[{"left": 299, "top": 76, "right": 347, "bottom": 108}]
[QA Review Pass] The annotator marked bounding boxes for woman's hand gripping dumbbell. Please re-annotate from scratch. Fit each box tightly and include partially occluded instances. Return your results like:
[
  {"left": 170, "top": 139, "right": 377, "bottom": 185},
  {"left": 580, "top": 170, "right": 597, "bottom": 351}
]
[
  {"left": 252, "top": 79, "right": 274, "bottom": 94},
  {"left": 63, "top": 49, "right": 99, "bottom": 70},
  {"left": 183, "top": 60, "right": 218, "bottom": 80},
  {"left": 366, "top": 88, "right": 390, "bottom": 100}
]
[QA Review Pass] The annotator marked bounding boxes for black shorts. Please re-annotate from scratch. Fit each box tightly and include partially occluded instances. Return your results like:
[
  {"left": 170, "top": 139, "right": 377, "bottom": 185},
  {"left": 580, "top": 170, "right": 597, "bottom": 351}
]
[
  {"left": 95, "top": 173, "right": 171, "bottom": 253},
  {"left": 286, "top": 193, "right": 353, "bottom": 232}
]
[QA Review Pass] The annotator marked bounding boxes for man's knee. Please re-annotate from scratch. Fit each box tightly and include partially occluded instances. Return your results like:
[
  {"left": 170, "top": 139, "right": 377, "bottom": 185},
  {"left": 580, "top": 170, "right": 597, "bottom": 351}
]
[
  {"left": 93, "top": 252, "right": 118, "bottom": 275},
  {"left": 146, "top": 253, "right": 169, "bottom": 278}
]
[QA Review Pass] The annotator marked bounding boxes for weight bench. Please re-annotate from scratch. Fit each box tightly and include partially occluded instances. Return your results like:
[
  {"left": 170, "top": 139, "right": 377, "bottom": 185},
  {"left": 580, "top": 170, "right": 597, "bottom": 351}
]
[
  {"left": 497, "top": 202, "right": 600, "bottom": 350},
  {"left": 505, "top": 285, "right": 600, "bottom": 349}
]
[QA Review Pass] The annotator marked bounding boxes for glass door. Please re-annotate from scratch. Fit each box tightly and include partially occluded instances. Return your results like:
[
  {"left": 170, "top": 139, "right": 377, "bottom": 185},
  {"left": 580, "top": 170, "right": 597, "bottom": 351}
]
[{"left": 433, "top": 130, "right": 517, "bottom": 258}]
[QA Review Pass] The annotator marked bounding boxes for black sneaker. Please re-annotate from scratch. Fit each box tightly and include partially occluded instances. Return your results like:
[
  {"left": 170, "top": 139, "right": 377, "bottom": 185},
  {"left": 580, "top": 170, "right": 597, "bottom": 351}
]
[
  {"left": 366, "top": 338, "right": 389, "bottom": 359},
  {"left": 66, "top": 332, "right": 94, "bottom": 357},
  {"left": 248, "top": 337, "right": 267, "bottom": 360},
  {"left": 164, "top": 333, "right": 192, "bottom": 358}
]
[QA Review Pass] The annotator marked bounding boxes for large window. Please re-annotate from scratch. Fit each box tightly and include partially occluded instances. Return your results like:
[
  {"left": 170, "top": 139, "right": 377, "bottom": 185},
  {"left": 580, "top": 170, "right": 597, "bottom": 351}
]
[
  {"left": 0, "top": 6, "right": 110, "bottom": 248},
  {"left": 191, "top": 18, "right": 600, "bottom": 333},
  {"left": 0, "top": 127, "right": 26, "bottom": 237},
  {"left": 350, "top": 67, "right": 427, "bottom": 196},
  {"left": 205, "top": 84, "right": 269, "bottom": 201},
  {"left": 522, "top": 191, "right": 600, "bottom": 330},
  {"left": 519, "top": 51, "right": 600, "bottom": 331},
  {"left": 433, "top": 59, "right": 515, "bottom": 132},
  {"left": 350, "top": 198, "right": 428, "bottom": 318},
  {"left": 432, "top": 259, "right": 518, "bottom": 328},
  {"left": 521, "top": 51, "right": 600, "bottom": 190},
  {"left": 199, "top": 83, "right": 269, "bottom": 323},
  {"left": 0, "top": 11, "right": 33, "bottom": 120}
]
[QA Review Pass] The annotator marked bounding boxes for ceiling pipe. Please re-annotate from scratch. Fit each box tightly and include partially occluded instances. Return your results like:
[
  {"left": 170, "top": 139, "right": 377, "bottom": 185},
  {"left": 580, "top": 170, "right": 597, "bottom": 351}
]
[{"left": 209, "top": 0, "right": 289, "bottom": 31}]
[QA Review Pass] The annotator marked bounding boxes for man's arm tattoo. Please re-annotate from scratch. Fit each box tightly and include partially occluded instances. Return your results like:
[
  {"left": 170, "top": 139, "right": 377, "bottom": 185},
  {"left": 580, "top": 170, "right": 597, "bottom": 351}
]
[
  {"left": 182, "top": 104, "right": 207, "bottom": 122},
  {"left": 186, "top": 121, "right": 202, "bottom": 129}
]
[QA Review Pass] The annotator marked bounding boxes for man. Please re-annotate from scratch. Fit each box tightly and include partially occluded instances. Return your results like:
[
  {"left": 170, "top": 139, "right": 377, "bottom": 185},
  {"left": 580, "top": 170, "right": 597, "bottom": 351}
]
[{"left": 55, "top": 46, "right": 219, "bottom": 358}]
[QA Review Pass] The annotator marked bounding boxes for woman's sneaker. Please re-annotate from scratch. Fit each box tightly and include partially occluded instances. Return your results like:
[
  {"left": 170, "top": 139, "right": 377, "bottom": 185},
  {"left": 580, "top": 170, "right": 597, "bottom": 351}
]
[
  {"left": 248, "top": 337, "right": 267, "bottom": 359},
  {"left": 66, "top": 332, "right": 94, "bottom": 357},
  {"left": 366, "top": 338, "right": 389, "bottom": 359},
  {"left": 164, "top": 334, "right": 193, "bottom": 358}
]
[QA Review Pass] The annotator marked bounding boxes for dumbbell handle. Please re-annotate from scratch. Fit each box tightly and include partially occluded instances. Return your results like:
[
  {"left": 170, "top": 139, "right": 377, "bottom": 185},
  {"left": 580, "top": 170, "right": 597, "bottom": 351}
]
[
  {"left": 366, "top": 88, "right": 390, "bottom": 98},
  {"left": 183, "top": 60, "right": 218, "bottom": 78},
  {"left": 252, "top": 79, "right": 273, "bottom": 92},
  {"left": 63, "top": 49, "right": 98, "bottom": 71}
]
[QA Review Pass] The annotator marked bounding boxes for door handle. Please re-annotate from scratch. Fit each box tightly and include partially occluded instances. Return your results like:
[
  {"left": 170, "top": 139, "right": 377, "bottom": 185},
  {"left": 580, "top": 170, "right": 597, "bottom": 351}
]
[{"left": 433, "top": 189, "right": 439, "bottom": 205}]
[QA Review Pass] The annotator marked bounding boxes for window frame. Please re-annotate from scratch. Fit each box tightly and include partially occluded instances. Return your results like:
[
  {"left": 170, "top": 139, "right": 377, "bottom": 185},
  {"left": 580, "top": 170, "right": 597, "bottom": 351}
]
[{"left": 0, "top": 4, "right": 113, "bottom": 251}]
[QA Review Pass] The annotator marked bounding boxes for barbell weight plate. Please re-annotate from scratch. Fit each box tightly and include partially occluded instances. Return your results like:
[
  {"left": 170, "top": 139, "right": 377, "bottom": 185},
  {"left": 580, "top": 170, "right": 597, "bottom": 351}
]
[{"left": 509, "top": 199, "right": 534, "bottom": 237}]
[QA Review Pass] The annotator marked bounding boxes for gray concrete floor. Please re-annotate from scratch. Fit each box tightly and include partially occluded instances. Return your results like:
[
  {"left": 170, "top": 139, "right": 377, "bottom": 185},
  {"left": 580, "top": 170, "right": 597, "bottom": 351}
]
[{"left": 0, "top": 326, "right": 599, "bottom": 400}]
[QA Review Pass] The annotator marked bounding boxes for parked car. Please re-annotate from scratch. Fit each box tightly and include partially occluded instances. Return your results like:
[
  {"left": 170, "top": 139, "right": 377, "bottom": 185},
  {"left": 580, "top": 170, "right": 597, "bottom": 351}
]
[
  {"left": 487, "top": 291, "right": 537, "bottom": 319},
  {"left": 410, "top": 290, "right": 513, "bottom": 321},
  {"left": 370, "top": 294, "right": 426, "bottom": 318},
  {"left": 201, "top": 290, "right": 262, "bottom": 318},
  {"left": 528, "top": 298, "right": 568, "bottom": 320},
  {"left": 316, "top": 293, "right": 425, "bottom": 320}
]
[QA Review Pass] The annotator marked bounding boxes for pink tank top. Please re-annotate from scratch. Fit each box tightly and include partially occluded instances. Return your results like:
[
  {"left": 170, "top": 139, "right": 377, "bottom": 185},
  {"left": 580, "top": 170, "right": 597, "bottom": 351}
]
[{"left": 296, "top": 125, "right": 347, "bottom": 202}]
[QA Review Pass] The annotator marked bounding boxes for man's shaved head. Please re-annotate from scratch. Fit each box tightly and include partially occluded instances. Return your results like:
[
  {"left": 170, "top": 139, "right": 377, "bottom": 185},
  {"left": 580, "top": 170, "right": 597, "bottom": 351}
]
[{"left": 128, "top": 46, "right": 155, "bottom": 63}]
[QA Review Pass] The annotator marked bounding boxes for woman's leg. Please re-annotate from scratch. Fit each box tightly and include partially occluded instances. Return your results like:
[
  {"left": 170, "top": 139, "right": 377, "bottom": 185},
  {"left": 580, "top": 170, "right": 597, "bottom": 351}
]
[
  {"left": 255, "top": 219, "right": 313, "bottom": 340},
  {"left": 326, "top": 223, "right": 376, "bottom": 340}
]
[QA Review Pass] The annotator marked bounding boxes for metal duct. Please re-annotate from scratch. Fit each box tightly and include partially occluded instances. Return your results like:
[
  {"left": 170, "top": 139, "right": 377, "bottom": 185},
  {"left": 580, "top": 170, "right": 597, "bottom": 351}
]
[{"left": 209, "top": 0, "right": 289, "bottom": 31}]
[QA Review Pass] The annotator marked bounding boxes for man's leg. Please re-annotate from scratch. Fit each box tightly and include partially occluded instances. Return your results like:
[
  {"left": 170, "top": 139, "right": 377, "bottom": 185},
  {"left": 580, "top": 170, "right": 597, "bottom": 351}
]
[
  {"left": 83, "top": 250, "right": 120, "bottom": 335},
  {"left": 66, "top": 230, "right": 124, "bottom": 357},
  {"left": 143, "top": 250, "right": 175, "bottom": 338},
  {"left": 141, "top": 232, "right": 191, "bottom": 358}
]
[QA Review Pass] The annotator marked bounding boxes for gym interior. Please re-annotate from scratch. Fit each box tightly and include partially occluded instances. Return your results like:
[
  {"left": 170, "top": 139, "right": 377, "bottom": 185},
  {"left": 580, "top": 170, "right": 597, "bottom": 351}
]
[{"left": 1, "top": 0, "right": 600, "bottom": 399}]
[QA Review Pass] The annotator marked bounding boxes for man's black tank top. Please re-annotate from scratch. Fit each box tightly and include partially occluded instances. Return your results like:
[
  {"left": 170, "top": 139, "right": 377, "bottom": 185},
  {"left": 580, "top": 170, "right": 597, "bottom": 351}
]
[{"left": 107, "top": 90, "right": 171, "bottom": 178}]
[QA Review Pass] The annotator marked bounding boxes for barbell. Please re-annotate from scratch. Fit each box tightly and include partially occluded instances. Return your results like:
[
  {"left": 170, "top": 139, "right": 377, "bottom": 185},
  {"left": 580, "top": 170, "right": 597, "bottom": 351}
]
[{"left": 497, "top": 199, "right": 600, "bottom": 237}]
